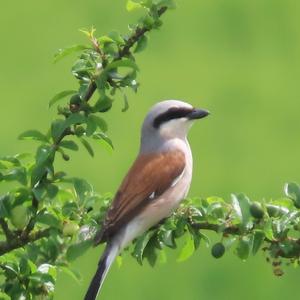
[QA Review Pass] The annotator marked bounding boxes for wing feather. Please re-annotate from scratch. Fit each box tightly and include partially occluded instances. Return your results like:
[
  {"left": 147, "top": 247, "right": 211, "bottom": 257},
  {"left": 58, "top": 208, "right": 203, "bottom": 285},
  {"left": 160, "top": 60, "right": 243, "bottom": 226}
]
[{"left": 95, "top": 150, "right": 185, "bottom": 244}]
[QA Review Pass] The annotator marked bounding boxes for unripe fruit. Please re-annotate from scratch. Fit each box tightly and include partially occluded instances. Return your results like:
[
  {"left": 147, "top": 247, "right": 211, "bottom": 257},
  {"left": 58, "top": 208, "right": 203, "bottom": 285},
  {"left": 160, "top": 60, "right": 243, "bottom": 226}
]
[
  {"left": 75, "top": 126, "right": 85, "bottom": 137},
  {"left": 10, "top": 206, "right": 29, "bottom": 230},
  {"left": 211, "top": 242, "right": 225, "bottom": 259},
  {"left": 70, "top": 94, "right": 81, "bottom": 105},
  {"left": 63, "top": 221, "right": 80, "bottom": 236},
  {"left": 62, "top": 153, "right": 70, "bottom": 161},
  {"left": 267, "top": 205, "right": 278, "bottom": 217},
  {"left": 250, "top": 202, "right": 264, "bottom": 219},
  {"left": 293, "top": 223, "right": 300, "bottom": 231}
]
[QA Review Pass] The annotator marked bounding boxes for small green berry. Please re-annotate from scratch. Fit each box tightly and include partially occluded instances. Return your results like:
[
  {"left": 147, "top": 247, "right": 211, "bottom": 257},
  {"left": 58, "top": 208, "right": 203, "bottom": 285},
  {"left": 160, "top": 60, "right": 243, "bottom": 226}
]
[
  {"left": 211, "top": 242, "right": 225, "bottom": 259},
  {"left": 250, "top": 202, "right": 264, "bottom": 219},
  {"left": 10, "top": 206, "right": 29, "bottom": 230},
  {"left": 63, "top": 221, "right": 80, "bottom": 236}
]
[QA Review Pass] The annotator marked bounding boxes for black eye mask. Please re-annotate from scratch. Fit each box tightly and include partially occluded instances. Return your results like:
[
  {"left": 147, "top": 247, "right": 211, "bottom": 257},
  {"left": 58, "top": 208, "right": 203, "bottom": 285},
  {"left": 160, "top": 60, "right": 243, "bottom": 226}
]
[{"left": 153, "top": 107, "right": 193, "bottom": 129}]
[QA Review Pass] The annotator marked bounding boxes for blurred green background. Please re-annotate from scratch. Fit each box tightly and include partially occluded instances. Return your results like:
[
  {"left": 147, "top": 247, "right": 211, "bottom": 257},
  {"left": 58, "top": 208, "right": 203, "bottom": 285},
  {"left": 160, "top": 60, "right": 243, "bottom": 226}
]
[{"left": 1, "top": 0, "right": 300, "bottom": 299}]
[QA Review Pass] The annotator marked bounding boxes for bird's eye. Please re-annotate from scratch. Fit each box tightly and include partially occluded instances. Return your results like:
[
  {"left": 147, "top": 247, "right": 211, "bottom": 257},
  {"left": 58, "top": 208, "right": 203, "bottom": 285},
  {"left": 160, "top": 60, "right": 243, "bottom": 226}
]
[{"left": 153, "top": 107, "right": 193, "bottom": 128}]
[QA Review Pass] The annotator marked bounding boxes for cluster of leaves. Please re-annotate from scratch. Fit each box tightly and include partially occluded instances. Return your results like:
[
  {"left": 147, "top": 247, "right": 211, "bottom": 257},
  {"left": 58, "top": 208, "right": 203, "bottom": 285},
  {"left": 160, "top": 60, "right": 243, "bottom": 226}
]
[
  {"left": 0, "top": 0, "right": 173, "bottom": 298},
  {"left": 0, "top": 153, "right": 112, "bottom": 299},
  {"left": 131, "top": 182, "right": 300, "bottom": 277}
]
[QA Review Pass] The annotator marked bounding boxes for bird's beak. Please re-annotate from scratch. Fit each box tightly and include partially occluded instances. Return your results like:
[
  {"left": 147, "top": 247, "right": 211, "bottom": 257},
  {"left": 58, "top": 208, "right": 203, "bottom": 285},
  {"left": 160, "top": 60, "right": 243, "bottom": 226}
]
[{"left": 188, "top": 108, "right": 210, "bottom": 120}]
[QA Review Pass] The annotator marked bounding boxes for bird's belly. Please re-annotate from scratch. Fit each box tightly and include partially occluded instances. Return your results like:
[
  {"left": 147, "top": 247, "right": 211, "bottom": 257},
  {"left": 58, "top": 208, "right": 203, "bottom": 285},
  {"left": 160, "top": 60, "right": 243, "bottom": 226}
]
[{"left": 118, "top": 172, "right": 191, "bottom": 250}]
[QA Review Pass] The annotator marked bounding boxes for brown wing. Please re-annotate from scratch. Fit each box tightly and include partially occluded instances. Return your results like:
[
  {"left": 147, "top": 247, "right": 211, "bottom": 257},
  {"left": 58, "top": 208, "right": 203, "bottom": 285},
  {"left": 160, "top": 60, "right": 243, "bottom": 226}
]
[{"left": 95, "top": 150, "right": 185, "bottom": 244}]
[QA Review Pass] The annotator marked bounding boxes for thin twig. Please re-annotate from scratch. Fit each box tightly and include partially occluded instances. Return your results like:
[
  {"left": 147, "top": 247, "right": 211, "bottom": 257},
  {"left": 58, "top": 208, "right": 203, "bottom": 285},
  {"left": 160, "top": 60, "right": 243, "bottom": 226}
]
[
  {"left": 83, "top": 6, "right": 168, "bottom": 102},
  {"left": 0, "top": 218, "right": 14, "bottom": 241}
]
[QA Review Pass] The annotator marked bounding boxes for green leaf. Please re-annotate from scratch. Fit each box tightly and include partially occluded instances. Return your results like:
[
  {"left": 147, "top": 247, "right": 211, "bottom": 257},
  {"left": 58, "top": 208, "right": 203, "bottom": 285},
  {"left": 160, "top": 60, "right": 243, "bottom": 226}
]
[
  {"left": 134, "top": 35, "right": 148, "bottom": 53},
  {"left": 0, "top": 292, "right": 10, "bottom": 300},
  {"left": 86, "top": 115, "right": 98, "bottom": 137},
  {"left": 51, "top": 114, "right": 86, "bottom": 142},
  {"left": 60, "top": 140, "right": 79, "bottom": 151},
  {"left": 93, "top": 133, "right": 114, "bottom": 150},
  {"left": 141, "top": 15, "right": 155, "bottom": 29},
  {"left": 277, "top": 210, "right": 300, "bottom": 233},
  {"left": 32, "top": 185, "right": 47, "bottom": 201},
  {"left": 106, "top": 58, "right": 139, "bottom": 72},
  {"left": 161, "top": 230, "right": 176, "bottom": 248},
  {"left": 98, "top": 36, "right": 115, "bottom": 45},
  {"left": 252, "top": 231, "right": 265, "bottom": 255},
  {"left": 0, "top": 157, "right": 20, "bottom": 169},
  {"left": 108, "top": 31, "right": 125, "bottom": 45},
  {"left": 80, "top": 138, "right": 94, "bottom": 157},
  {"left": 235, "top": 236, "right": 251, "bottom": 260},
  {"left": 46, "top": 184, "right": 59, "bottom": 199},
  {"left": 121, "top": 92, "right": 129, "bottom": 112},
  {"left": 0, "top": 194, "right": 11, "bottom": 218},
  {"left": 19, "top": 257, "right": 32, "bottom": 276},
  {"left": 174, "top": 217, "right": 187, "bottom": 238},
  {"left": 188, "top": 226, "right": 201, "bottom": 250},
  {"left": 72, "top": 59, "right": 94, "bottom": 76},
  {"left": 59, "top": 266, "right": 81, "bottom": 283},
  {"left": 66, "top": 239, "right": 93, "bottom": 261},
  {"left": 78, "top": 83, "right": 90, "bottom": 100},
  {"left": 49, "top": 90, "right": 77, "bottom": 108},
  {"left": 18, "top": 130, "right": 48, "bottom": 142},
  {"left": 266, "top": 204, "right": 289, "bottom": 218},
  {"left": 126, "top": 0, "right": 143, "bottom": 11},
  {"left": 96, "top": 72, "right": 109, "bottom": 90},
  {"left": 93, "top": 95, "right": 113, "bottom": 112},
  {"left": 284, "top": 182, "right": 300, "bottom": 208},
  {"left": 199, "top": 232, "right": 210, "bottom": 247},
  {"left": 3, "top": 167, "right": 27, "bottom": 185},
  {"left": 73, "top": 178, "right": 93, "bottom": 203},
  {"left": 54, "top": 45, "right": 88, "bottom": 63},
  {"left": 177, "top": 232, "right": 195, "bottom": 262},
  {"left": 36, "top": 212, "right": 61, "bottom": 229},
  {"left": 96, "top": 59, "right": 138, "bottom": 91},
  {"left": 35, "top": 145, "right": 53, "bottom": 165},
  {"left": 231, "top": 194, "right": 253, "bottom": 231},
  {"left": 133, "top": 231, "right": 155, "bottom": 265},
  {"left": 51, "top": 119, "right": 66, "bottom": 143},
  {"left": 64, "top": 113, "right": 86, "bottom": 129},
  {"left": 31, "top": 145, "right": 54, "bottom": 186},
  {"left": 92, "top": 115, "right": 107, "bottom": 132},
  {"left": 143, "top": 237, "right": 158, "bottom": 267}
]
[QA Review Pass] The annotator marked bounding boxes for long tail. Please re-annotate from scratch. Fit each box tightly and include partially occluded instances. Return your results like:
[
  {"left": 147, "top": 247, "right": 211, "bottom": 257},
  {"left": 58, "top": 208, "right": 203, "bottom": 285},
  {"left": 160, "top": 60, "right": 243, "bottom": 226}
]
[{"left": 84, "top": 242, "right": 119, "bottom": 300}]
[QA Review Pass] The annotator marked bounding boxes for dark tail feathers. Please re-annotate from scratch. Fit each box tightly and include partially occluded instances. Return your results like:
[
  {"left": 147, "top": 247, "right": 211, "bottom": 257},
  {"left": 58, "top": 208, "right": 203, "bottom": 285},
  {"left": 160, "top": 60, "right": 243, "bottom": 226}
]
[{"left": 84, "top": 243, "right": 118, "bottom": 300}]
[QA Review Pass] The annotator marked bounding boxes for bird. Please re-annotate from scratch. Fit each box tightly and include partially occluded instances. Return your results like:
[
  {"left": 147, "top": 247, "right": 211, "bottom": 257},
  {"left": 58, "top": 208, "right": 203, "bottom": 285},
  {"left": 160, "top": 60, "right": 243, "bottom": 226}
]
[{"left": 84, "top": 100, "right": 209, "bottom": 300}]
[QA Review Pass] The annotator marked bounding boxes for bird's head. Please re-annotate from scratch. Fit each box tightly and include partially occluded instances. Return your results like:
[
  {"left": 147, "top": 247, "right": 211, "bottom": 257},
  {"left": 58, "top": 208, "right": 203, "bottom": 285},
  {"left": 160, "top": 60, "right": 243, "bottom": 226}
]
[{"left": 141, "top": 100, "right": 209, "bottom": 142}]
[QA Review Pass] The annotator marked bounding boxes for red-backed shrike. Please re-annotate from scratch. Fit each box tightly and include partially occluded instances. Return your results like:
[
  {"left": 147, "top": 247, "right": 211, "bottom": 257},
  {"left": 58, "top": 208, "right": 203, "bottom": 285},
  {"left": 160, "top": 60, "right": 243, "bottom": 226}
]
[{"left": 85, "top": 100, "right": 209, "bottom": 300}]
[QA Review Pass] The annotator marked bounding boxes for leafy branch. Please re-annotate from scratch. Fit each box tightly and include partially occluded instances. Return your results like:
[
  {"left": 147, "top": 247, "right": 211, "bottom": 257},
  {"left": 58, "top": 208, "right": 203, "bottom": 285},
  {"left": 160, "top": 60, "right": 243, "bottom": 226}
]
[
  {"left": 0, "top": 1, "right": 175, "bottom": 298},
  {"left": 131, "top": 183, "right": 300, "bottom": 277}
]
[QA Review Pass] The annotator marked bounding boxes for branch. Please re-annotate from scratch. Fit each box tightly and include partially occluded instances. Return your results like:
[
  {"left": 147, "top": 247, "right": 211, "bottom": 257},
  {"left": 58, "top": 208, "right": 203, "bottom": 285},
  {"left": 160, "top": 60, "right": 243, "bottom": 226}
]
[
  {"left": 82, "top": 6, "right": 168, "bottom": 103},
  {"left": 118, "top": 6, "right": 167, "bottom": 58},
  {"left": 131, "top": 189, "right": 300, "bottom": 269},
  {"left": 0, "top": 218, "right": 14, "bottom": 241},
  {"left": 0, "top": 228, "right": 51, "bottom": 256}
]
